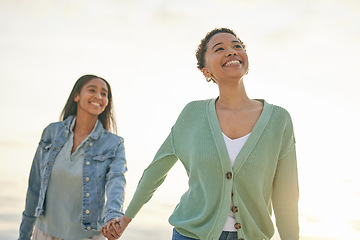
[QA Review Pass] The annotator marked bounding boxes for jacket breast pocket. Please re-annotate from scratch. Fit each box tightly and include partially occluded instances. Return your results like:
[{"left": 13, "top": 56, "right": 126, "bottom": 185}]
[
  {"left": 93, "top": 151, "right": 116, "bottom": 180},
  {"left": 93, "top": 150, "right": 115, "bottom": 162}
]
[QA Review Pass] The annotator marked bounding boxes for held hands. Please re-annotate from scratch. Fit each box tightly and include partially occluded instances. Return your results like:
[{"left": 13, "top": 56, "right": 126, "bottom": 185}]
[{"left": 101, "top": 215, "right": 132, "bottom": 240}]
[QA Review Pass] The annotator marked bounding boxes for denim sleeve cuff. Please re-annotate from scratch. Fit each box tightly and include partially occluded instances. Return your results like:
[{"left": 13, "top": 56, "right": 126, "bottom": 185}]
[
  {"left": 18, "top": 212, "right": 37, "bottom": 240},
  {"left": 104, "top": 211, "right": 124, "bottom": 225}
]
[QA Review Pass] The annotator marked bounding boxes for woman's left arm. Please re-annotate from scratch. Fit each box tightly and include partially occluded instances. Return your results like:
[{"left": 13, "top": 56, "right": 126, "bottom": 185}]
[
  {"left": 104, "top": 139, "right": 127, "bottom": 224},
  {"left": 272, "top": 145, "right": 299, "bottom": 240},
  {"left": 272, "top": 113, "right": 299, "bottom": 240}
]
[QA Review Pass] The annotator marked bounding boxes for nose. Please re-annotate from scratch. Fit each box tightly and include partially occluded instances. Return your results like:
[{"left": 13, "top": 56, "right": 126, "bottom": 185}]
[
  {"left": 94, "top": 91, "right": 102, "bottom": 100},
  {"left": 226, "top": 47, "right": 237, "bottom": 56}
]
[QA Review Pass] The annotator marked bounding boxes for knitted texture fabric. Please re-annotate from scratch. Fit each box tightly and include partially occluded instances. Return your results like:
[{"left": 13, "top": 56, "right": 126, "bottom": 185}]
[{"left": 125, "top": 99, "right": 299, "bottom": 240}]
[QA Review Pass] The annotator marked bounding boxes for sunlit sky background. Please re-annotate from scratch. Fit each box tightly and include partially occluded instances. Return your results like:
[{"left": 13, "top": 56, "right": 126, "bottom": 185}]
[{"left": 0, "top": 0, "right": 359, "bottom": 239}]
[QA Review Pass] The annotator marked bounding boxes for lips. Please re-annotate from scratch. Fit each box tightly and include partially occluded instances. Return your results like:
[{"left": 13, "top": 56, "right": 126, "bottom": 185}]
[{"left": 223, "top": 59, "right": 243, "bottom": 67}]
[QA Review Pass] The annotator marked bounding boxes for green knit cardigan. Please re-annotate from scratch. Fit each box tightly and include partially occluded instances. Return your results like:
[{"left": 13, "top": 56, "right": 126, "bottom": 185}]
[{"left": 125, "top": 99, "right": 299, "bottom": 240}]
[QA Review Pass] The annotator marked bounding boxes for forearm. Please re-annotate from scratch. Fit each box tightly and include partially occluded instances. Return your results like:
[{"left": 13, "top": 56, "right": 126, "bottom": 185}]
[
  {"left": 19, "top": 153, "right": 42, "bottom": 239},
  {"left": 104, "top": 142, "right": 127, "bottom": 223},
  {"left": 18, "top": 213, "right": 37, "bottom": 240},
  {"left": 125, "top": 153, "right": 178, "bottom": 218},
  {"left": 272, "top": 148, "right": 299, "bottom": 239}
]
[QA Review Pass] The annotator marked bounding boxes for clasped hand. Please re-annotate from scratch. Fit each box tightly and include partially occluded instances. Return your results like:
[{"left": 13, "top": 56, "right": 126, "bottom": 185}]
[{"left": 101, "top": 215, "right": 131, "bottom": 240}]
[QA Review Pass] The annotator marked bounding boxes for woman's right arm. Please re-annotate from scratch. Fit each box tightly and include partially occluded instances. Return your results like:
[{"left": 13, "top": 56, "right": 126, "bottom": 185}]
[
  {"left": 102, "top": 132, "right": 178, "bottom": 239},
  {"left": 18, "top": 132, "right": 47, "bottom": 240},
  {"left": 124, "top": 131, "right": 178, "bottom": 219}
]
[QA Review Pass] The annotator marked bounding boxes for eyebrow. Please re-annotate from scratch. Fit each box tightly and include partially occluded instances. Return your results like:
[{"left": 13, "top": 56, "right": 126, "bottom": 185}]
[
  {"left": 211, "top": 40, "right": 241, "bottom": 50},
  {"left": 87, "top": 85, "right": 108, "bottom": 92}
]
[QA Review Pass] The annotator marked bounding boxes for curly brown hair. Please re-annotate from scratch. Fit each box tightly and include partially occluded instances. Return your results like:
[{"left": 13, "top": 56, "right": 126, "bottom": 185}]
[{"left": 195, "top": 28, "right": 246, "bottom": 70}]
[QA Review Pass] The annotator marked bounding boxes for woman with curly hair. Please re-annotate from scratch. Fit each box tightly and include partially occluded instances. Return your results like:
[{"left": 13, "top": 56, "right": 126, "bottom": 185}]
[{"left": 104, "top": 28, "right": 299, "bottom": 240}]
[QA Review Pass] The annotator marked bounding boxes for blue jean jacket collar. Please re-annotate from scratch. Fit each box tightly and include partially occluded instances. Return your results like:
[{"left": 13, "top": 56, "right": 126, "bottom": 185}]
[{"left": 62, "top": 115, "right": 103, "bottom": 140}]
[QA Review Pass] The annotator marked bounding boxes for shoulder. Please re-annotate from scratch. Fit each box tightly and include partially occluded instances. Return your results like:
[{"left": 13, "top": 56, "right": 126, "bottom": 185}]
[
  {"left": 43, "top": 115, "right": 74, "bottom": 133},
  {"left": 179, "top": 99, "right": 212, "bottom": 115},
  {"left": 90, "top": 125, "right": 126, "bottom": 156},
  {"left": 265, "top": 101, "right": 293, "bottom": 122},
  {"left": 45, "top": 121, "right": 64, "bottom": 130},
  {"left": 265, "top": 101, "right": 295, "bottom": 138},
  {"left": 98, "top": 131, "right": 125, "bottom": 157},
  {"left": 100, "top": 129, "right": 124, "bottom": 145},
  {"left": 183, "top": 99, "right": 211, "bottom": 109},
  {"left": 175, "top": 99, "right": 212, "bottom": 124},
  {"left": 41, "top": 120, "right": 66, "bottom": 139},
  {"left": 265, "top": 102, "right": 297, "bottom": 154}
]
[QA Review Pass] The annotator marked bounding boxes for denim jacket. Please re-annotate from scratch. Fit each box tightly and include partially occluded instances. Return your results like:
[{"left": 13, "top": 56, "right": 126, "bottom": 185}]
[{"left": 18, "top": 116, "right": 127, "bottom": 240}]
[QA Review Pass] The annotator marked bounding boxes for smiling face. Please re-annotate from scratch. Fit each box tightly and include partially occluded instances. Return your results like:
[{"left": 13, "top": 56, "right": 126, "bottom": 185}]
[
  {"left": 74, "top": 78, "right": 109, "bottom": 118},
  {"left": 202, "top": 32, "right": 249, "bottom": 83}
]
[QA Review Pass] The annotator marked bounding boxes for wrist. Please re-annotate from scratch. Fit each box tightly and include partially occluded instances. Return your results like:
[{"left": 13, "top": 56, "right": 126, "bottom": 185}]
[{"left": 123, "top": 215, "right": 132, "bottom": 223}]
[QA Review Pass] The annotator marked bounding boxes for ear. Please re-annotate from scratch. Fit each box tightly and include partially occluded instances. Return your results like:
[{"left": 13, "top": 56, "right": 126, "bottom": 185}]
[
  {"left": 74, "top": 93, "right": 79, "bottom": 102},
  {"left": 202, "top": 68, "right": 210, "bottom": 78}
]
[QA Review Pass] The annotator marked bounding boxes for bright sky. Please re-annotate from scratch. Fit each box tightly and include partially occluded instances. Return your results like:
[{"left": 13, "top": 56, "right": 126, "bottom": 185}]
[{"left": 0, "top": 1, "right": 359, "bottom": 239}]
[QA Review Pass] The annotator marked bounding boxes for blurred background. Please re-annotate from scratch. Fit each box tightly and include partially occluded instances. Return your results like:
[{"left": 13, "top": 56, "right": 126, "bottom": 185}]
[{"left": 0, "top": 0, "right": 359, "bottom": 239}]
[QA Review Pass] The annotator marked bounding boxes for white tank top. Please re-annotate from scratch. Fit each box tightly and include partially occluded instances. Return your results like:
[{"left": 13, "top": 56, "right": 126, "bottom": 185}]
[{"left": 222, "top": 132, "right": 250, "bottom": 231}]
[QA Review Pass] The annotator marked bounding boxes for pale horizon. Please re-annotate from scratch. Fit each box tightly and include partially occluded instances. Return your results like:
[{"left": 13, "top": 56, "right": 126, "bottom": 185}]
[{"left": 1, "top": 1, "right": 359, "bottom": 239}]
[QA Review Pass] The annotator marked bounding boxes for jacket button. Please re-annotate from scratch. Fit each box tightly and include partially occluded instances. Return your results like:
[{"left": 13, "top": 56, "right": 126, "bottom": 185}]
[
  {"left": 232, "top": 206, "right": 238, "bottom": 213},
  {"left": 85, "top": 177, "right": 90, "bottom": 181},
  {"left": 86, "top": 193, "right": 90, "bottom": 197},
  {"left": 234, "top": 223, "right": 241, "bottom": 230},
  {"left": 89, "top": 142, "right": 93, "bottom": 147},
  {"left": 86, "top": 161, "right": 90, "bottom": 166},
  {"left": 226, "top": 172, "right": 232, "bottom": 180},
  {"left": 85, "top": 209, "right": 90, "bottom": 214},
  {"left": 87, "top": 226, "right": 91, "bottom": 230}
]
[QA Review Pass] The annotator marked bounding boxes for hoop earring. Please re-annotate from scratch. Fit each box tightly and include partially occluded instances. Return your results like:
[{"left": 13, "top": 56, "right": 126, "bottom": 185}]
[{"left": 206, "top": 76, "right": 212, "bottom": 82}]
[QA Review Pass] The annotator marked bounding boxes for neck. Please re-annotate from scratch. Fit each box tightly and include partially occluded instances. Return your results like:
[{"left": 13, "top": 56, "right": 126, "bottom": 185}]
[
  {"left": 216, "top": 79, "right": 251, "bottom": 109},
  {"left": 73, "top": 113, "right": 98, "bottom": 136}
]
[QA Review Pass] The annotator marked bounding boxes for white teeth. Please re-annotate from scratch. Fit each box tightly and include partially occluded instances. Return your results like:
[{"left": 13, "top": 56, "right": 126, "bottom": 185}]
[
  {"left": 224, "top": 60, "right": 241, "bottom": 66},
  {"left": 91, "top": 102, "right": 100, "bottom": 106}
]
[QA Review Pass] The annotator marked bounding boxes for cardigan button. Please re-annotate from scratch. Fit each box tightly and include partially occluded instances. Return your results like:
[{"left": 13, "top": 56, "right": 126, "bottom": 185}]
[
  {"left": 85, "top": 209, "right": 90, "bottom": 214},
  {"left": 234, "top": 222, "right": 241, "bottom": 229},
  {"left": 226, "top": 172, "right": 232, "bottom": 180},
  {"left": 232, "top": 206, "right": 238, "bottom": 213},
  {"left": 87, "top": 226, "right": 91, "bottom": 230},
  {"left": 86, "top": 161, "right": 90, "bottom": 166}
]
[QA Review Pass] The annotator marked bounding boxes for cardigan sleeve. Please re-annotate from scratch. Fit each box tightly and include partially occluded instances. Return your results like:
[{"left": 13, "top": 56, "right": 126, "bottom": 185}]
[
  {"left": 125, "top": 130, "right": 178, "bottom": 219},
  {"left": 272, "top": 111, "right": 299, "bottom": 240},
  {"left": 272, "top": 145, "right": 299, "bottom": 240}
]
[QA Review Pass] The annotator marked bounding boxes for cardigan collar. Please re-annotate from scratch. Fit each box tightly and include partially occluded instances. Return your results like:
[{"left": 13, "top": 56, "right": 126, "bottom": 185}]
[{"left": 207, "top": 98, "right": 274, "bottom": 173}]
